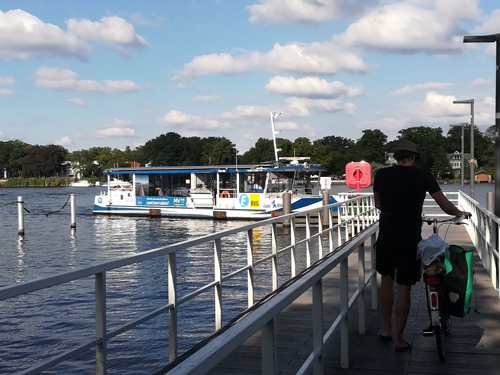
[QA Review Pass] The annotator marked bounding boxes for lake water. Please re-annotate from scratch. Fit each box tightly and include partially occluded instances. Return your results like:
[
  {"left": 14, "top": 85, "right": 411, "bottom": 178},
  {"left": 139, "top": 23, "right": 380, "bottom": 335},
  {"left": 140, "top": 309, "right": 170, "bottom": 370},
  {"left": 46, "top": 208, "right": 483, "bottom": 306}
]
[{"left": 0, "top": 183, "right": 494, "bottom": 374}]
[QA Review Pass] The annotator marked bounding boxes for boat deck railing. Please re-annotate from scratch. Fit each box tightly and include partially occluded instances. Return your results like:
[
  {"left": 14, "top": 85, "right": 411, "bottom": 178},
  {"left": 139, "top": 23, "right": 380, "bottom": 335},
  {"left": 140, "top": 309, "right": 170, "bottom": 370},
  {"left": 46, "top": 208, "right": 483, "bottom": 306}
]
[{"left": 0, "top": 195, "right": 378, "bottom": 374}]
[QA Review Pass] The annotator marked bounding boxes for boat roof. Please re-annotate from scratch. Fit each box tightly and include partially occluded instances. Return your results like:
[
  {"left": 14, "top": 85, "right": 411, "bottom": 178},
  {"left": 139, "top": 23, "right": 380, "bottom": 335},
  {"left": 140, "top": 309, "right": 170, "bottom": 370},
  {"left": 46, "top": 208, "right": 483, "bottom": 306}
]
[{"left": 103, "top": 163, "right": 327, "bottom": 175}]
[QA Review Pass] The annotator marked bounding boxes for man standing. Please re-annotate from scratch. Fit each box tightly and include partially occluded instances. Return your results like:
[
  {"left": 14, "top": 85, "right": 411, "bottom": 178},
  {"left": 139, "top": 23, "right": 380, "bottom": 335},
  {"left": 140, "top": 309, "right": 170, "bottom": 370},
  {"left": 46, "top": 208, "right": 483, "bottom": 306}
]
[{"left": 373, "top": 140, "right": 471, "bottom": 352}]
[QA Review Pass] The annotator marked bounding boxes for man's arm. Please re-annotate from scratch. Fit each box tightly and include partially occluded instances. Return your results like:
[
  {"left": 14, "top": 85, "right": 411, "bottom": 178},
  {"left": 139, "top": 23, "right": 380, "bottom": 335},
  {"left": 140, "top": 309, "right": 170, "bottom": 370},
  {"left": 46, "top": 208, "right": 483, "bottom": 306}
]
[
  {"left": 431, "top": 191, "right": 471, "bottom": 217},
  {"left": 374, "top": 191, "right": 381, "bottom": 210}
]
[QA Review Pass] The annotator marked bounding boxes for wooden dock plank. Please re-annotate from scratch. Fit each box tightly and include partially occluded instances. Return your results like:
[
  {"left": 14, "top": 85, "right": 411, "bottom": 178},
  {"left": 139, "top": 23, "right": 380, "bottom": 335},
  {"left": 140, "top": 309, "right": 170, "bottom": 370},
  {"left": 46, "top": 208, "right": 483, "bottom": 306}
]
[{"left": 205, "top": 224, "right": 500, "bottom": 375}]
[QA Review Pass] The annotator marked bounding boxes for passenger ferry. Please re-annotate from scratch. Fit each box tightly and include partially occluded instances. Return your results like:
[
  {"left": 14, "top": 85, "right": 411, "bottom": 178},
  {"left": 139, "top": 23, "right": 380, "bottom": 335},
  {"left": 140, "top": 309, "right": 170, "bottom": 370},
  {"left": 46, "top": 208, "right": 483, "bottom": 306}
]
[
  {"left": 92, "top": 161, "right": 338, "bottom": 219},
  {"left": 93, "top": 112, "right": 339, "bottom": 219}
]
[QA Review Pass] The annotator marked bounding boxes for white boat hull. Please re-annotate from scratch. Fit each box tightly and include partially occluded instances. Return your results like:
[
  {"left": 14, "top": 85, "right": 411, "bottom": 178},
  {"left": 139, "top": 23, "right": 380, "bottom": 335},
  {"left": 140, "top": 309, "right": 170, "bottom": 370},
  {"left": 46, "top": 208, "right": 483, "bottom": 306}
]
[{"left": 93, "top": 192, "right": 339, "bottom": 220}]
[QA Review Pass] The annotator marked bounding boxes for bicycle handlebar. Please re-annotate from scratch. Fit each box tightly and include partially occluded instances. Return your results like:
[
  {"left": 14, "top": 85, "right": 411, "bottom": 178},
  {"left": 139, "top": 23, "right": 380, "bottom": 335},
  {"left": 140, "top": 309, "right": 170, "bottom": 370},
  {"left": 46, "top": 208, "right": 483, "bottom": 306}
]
[{"left": 422, "top": 215, "right": 469, "bottom": 225}]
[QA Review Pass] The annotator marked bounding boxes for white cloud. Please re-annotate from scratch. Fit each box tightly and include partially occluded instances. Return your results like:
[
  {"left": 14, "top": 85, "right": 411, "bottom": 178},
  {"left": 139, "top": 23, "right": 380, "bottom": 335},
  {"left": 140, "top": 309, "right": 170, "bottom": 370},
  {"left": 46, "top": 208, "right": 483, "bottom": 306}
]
[
  {"left": 285, "top": 97, "right": 356, "bottom": 116},
  {"left": 389, "top": 82, "right": 455, "bottom": 95},
  {"left": 192, "top": 95, "right": 222, "bottom": 102},
  {"left": 247, "top": 0, "right": 378, "bottom": 26},
  {"left": 93, "top": 118, "right": 137, "bottom": 138},
  {"left": 472, "top": 8, "right": 500, "bottom": 35},
  {"left": 54, "top": 136, "right": 74, "bottom": 146},
  {"left": 129, "top": 12, "right": 167, "bottom": 27},
  {"left": 157, "top": 110, "right": 232, "bottom": 130},
  {"left": 0, "top": 9, "right": 91, "bottom": 61},
  {"left": 36, "top": 67, "right": 146, "bottom": 94},
  {"left": 104, "top": 119, "right": 134, "bottom": 128},
  {"left": 266, "top": 76, "right": 364, "bottom": 98},
  {"left": 274, "top": 121, "right": 299, "bottom": 131},
  {"left": 172, "top": 42, "right": 367, "bottom": 85},
  {"left": 0, "top": 76, "right": 15, "bottom": 85},
  {"left": 469, "top": 78, "right": 492, "bottom": 87},
  {"left": 66, "top": 97, "right": 87, "bottom": 107},
  {"left": 66, "top": 16, "right": 148, "bottom": 58},
  {"left": 340, "top": 1, "right": 479, "bottom": 53},
  {"left": 95, "top": 127, "right": 137, "bottom": 138},
  {"left": 0, "top": 131, "right": 4, "bottom": 138},
  {"left": 0, "top": 88, "right": 17, "bottom": 96}
]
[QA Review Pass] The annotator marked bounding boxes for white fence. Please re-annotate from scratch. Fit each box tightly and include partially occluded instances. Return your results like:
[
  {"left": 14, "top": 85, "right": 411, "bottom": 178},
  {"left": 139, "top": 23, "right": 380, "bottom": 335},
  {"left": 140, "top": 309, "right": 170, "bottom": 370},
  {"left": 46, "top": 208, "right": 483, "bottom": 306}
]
[{"left": 0, "top": 195, "right": 378, "bottom": 375}]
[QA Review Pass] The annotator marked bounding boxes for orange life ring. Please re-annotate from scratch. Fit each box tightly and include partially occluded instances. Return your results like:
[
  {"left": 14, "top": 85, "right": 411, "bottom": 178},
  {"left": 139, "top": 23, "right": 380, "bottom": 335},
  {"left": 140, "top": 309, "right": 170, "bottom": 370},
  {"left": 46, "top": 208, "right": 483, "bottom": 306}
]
[{"left": 220, "top": 190, "right": 230, "bottom": 198}]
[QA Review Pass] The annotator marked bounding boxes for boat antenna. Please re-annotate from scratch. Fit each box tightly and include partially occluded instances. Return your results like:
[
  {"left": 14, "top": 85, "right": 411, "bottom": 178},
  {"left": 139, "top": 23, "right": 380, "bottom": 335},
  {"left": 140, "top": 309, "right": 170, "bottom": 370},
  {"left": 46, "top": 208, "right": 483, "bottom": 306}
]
[{"left": 270, "top": 111, "right": 281, "bottom": 167}]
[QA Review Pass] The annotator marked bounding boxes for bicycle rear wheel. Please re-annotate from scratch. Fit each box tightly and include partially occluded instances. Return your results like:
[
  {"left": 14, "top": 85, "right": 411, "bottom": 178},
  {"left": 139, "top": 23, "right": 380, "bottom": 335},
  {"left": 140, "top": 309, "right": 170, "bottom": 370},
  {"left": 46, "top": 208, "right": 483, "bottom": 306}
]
[{"left": 435, "top": 314, "right": 446, "bottom": 361}]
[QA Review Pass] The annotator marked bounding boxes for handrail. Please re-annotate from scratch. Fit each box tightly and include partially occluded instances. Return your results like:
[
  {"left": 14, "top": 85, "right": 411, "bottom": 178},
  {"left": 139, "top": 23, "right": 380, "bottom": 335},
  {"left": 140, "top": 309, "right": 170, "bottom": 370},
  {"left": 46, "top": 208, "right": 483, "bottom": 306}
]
[
  {"left": 459, "top": 191, "right": 500, "bottom": 296},
  {"left": 1, "top": 194, "right": 379, "bottom": 374}
]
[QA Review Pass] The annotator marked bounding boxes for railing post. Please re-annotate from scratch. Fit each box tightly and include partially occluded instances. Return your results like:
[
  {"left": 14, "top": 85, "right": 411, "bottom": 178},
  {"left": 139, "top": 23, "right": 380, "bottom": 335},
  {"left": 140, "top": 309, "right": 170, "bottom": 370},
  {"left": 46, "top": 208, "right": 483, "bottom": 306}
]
[
  {"left": 17, "top": 196, "right": 24, "bottom": 236},
  {"left": 291, "top": 217, "right": 297, "bottom": 278},
  {"left": 318, "top": 210, "right": 324, "bottom": 260},
  {"left": 70, "top": 193, "right": 76, "bottom": 229},
  {"left": 262, "top": 319, "right": 277, "bottom": 375},
  {"left": 214, "top": 238, "right": 222, "bottom": 330},
  {"left": 337, "top": 204, "right": 342, "bottom": 247},
  {"left": 168, "top": 252, "right": 178, "bottom": 362},
  {"left": 328, "top": 206, "right": 334, "bottom": 253},
  {"left": 247, "top": 229, "right": 255, "bottom": 308},
  {"left": 306, "top": 213, "right": 311, "bottom": 267},
  {"left": 313, "top": 279, "right": 324, "bottom": 375},
  {"left": 283, "top": 192, "right": 291, "bottom": 227},
  {"left": 371, "top": 233, "right": 378, "bottom": 310},
  {"left": 340, "top": 257, "right": 349, "bottom": 368},
  {"left": 358, "top": 243, "right": 366, "bottom": 334},
  {"left": 271, "top": 222, "right": 278, "bottom": 291},
  {"left": 95, "top": 272, "right": 107, "bottom": 375}
]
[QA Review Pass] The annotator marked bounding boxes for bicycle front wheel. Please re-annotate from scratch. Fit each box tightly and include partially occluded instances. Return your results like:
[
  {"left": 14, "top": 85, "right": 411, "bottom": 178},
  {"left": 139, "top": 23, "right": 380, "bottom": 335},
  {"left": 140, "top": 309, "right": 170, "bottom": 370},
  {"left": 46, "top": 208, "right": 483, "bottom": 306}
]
[{"left": 435, "top": 320, "right": 446, "bottom": 361}]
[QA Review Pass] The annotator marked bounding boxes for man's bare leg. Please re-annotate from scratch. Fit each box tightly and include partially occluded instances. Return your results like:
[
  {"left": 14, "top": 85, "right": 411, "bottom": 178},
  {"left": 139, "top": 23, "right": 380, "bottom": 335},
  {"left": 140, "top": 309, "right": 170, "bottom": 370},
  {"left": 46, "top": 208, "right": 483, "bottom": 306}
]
[
  {"left": 379, "top": 274, "right": 394, "bottom": 338},
  {"left": 394, "top": 283, "right": 412, "bottom": 349}
]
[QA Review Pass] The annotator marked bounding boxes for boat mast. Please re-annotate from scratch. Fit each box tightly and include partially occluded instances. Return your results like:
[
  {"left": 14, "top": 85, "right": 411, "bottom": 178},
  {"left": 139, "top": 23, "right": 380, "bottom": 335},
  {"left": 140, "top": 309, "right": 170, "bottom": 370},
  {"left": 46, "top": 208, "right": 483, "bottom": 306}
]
[{"left": 270, "top": 112, "right": 281, "bottom": 167}]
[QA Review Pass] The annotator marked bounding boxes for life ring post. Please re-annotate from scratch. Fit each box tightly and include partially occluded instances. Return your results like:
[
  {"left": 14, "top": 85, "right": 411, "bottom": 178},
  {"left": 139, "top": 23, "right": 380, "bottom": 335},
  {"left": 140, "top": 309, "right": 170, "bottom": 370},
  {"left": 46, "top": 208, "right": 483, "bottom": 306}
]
[{"left": 220, "top": 190, "right": 230, "bottom": 198}]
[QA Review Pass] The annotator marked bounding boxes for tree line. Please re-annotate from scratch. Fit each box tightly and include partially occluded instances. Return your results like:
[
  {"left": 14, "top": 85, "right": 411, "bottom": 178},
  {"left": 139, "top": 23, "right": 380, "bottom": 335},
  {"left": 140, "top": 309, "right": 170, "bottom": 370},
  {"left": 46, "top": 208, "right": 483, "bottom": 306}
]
[{"left": 0, "top": 124, "right": 495, "bottom": 180}]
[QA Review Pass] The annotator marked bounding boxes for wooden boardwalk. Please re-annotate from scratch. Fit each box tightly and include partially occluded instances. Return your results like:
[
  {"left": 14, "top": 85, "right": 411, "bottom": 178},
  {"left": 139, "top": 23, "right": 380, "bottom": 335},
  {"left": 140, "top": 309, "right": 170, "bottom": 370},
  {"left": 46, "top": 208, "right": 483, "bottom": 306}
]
[{"left": 207, "top": 224, "right": 500, "bottom": 375}]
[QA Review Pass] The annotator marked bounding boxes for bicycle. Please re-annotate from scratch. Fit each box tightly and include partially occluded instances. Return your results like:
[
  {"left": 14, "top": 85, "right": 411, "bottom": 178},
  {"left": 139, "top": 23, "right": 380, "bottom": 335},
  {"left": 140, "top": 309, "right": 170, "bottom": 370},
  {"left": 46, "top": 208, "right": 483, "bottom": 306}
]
[{"left": 420, "top": 215, "right": 467, "bottom": 361}]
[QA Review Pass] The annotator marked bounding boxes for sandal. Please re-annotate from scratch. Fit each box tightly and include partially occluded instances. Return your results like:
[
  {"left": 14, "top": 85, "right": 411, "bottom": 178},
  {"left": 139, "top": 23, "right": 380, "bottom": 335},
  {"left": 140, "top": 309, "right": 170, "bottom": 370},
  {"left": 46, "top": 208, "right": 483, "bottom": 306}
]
[
  {"left": 377, "top": 332, "right": 392, "bottom": 343},
  {"left": 394, "top": 341, "right": 412, "bottom": 352}
]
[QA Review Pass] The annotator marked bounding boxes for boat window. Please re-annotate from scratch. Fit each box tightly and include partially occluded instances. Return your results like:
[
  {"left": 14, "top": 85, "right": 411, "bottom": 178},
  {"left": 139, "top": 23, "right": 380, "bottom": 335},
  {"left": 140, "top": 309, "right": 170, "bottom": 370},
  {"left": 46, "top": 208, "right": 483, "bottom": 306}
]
[
  {"left": 267, "top": 172, "right": 293, "bottom": 192},
  {"left": 218, "top": 173, "right": 236, "bottom": 192},
  {"left": 240, "top": 172, "right": 266, "bottom": 193},
  {"left": 135, "top": 175, "right": 148, "bottom": 196}
]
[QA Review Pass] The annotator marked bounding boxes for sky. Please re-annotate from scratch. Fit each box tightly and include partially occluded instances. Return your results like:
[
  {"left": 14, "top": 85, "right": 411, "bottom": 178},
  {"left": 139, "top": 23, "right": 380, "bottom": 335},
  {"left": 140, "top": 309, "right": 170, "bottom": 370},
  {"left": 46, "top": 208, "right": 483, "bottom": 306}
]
[{"left": 0, "top": 0, "right": 499, "bottom": 154}]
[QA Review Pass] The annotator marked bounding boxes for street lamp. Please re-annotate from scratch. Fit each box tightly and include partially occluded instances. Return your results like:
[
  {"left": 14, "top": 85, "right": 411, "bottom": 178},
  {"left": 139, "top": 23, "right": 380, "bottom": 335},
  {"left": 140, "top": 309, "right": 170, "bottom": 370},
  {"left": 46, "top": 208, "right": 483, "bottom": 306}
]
[
  {"left": 453, "top": 99, "right": 475, "bottom": 199},
  {"left": 450, "top": 123, "right": 466, "bottom": 192},
  {"left": 463, "top": 33, "right": 500, "bottom": 214}
]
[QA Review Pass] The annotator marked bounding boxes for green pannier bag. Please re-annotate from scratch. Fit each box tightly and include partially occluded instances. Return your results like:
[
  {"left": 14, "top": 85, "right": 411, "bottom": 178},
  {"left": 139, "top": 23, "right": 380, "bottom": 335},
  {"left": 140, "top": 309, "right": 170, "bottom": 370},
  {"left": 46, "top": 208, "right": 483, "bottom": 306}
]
[{"left": 443, "top": 245, "right": 474, "bottom": 318}]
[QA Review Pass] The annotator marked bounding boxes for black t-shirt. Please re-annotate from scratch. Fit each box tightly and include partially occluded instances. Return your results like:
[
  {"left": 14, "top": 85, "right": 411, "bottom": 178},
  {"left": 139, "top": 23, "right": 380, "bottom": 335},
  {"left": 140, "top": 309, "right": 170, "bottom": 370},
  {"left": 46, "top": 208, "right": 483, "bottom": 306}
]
[{"left": 374, "top": 165, "right": 440, "bottom": 244}]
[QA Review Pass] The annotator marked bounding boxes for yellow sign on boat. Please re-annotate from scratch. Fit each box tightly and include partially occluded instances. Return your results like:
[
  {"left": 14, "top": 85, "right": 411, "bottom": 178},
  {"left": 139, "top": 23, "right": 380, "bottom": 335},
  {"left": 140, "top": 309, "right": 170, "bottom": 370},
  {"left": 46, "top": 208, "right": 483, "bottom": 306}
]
[{"left": 250, "top": 194, "right": 260, "bottom": 208}]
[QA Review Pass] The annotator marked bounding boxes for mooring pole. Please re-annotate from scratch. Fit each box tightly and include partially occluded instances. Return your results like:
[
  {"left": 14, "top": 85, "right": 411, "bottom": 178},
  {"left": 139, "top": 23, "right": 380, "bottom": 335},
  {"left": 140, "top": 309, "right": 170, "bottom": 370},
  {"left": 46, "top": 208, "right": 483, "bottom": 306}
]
[
  {"left": 17, "top": 196, "right": 24, "bottom": 236},
  {"left": 70, "top": 194, "right": 76, "bottom": 229}
]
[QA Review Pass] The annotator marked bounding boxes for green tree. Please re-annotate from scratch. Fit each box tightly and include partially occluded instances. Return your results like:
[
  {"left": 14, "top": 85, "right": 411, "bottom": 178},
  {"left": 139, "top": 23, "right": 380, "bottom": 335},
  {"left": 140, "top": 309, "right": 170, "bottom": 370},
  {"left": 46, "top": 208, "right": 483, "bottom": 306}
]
[
  {"left": 431, "top": 149, "right": 453, "bottom": 179},
  {"left": 292, "top": 137, "right": 312, "bottom": 157},
  {"left": 240, "top": 138, "right": 275, "bottom": 164},
  {"left": 142, "top": 132, "right": 184, "bottom": 166},
  {"left": 0, "top": 140, "right": 31, "bottom": 177},
  {"left": 211, "top": 139, "right": 235, "bottom": 164},
  {"left": 397, "top": 127, "right": 446, "bottom": 170},
  {"left": 352, "top": 129, "right": 387, "bottom": 164},
  {"left": 22, "top": 144, "right": 68, "bottom": 177}
]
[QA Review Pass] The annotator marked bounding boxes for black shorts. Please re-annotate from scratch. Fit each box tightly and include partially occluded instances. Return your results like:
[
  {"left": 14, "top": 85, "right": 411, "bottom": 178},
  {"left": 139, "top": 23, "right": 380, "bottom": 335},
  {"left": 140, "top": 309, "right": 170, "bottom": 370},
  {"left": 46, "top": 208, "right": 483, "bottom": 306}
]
[{"left": 375, "top": 237, "right": 421, "bottom": 286}]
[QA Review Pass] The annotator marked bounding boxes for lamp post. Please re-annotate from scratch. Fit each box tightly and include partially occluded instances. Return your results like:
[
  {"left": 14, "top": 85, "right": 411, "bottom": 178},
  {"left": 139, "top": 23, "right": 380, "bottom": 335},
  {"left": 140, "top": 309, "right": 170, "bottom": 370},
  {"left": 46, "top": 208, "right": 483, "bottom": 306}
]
[
  {"left": 450, "top": 123, "right": 466, "bottom": 192},
  {"left": 453, "top": 99, "right": 475, "bottom": 199},
  {"left": 463, "top": 33, "right": 500, "bottom": 214}
]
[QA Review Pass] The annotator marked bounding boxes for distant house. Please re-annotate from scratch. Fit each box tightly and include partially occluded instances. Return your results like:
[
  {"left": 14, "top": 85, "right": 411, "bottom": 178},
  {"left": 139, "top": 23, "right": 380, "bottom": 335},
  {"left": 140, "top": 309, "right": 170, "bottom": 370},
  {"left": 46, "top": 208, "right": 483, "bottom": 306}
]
[
  {"left": 125, "top": 161, "right": 142, "bottom": 168},
  {"left": 447, "top": 151, "right": 478, "bottom": 177},
  {"left": 475, "top": 170, "right": 492, "bottom": 183},
  {"left": 385, "top": 152, "right": 396, "bottom": 166}
]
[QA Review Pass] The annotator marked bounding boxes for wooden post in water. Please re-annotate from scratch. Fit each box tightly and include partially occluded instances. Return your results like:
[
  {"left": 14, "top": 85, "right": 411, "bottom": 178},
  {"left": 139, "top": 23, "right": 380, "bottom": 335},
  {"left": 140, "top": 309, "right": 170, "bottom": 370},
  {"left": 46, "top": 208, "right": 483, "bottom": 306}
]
[
  {"left": 487, "top": 192, "right": 494, "bottom": 213},
  {"left": 70, "top": 194, "right": 76, "bottom": 229},
  {"left": 321, "top": 189, "right": 329, "bottom": 226},
  {"left": 17, "top": 196, "right": 24, "bottom": 236},
  {"left": 283, "top": 192, "right": 291, "bottom": 227}
]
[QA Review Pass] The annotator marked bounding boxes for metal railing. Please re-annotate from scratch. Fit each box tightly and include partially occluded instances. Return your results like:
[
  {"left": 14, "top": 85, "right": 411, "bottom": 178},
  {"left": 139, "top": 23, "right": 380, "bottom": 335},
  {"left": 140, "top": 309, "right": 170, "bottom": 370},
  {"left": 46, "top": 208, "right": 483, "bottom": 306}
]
[
  {"left": 0, "top": 195, "right": 379, "bottom": 375},
  {"left": 459, "top": 192, "right": 500, "bottom": 296}
]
